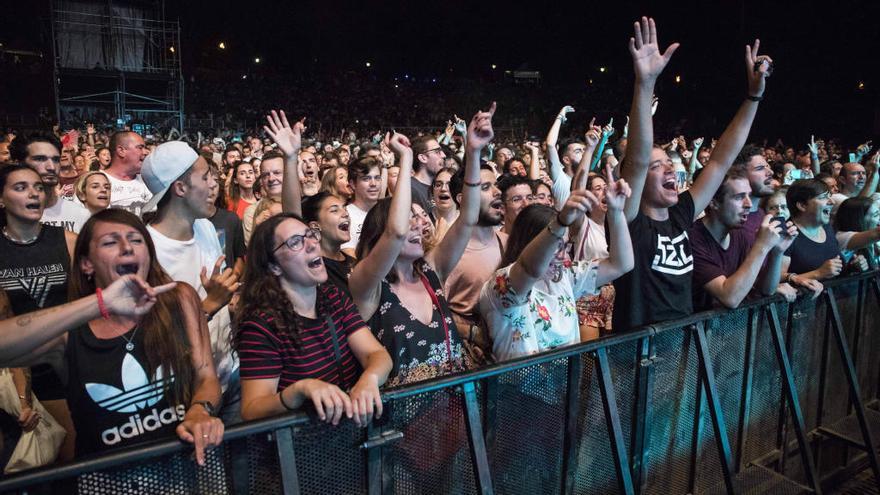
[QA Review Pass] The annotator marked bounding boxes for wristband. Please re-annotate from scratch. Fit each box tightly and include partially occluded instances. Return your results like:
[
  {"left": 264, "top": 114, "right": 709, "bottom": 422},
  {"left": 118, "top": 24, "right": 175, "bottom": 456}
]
[
  {"left": 546, "top": 222, "right": 565, "bottom": 241},
  {"left": 556, "top": 211, "right": 573, "bottom": 227},
  {"left": 746, "top": 95, "right": 763, "bottom": 102},
  {"left": 463, "top": 179, "right": 482, "bottom": 187},
  {"left": 785, "top": 273, "right": 796, "bottom": 284},
  {"left": 279, "top": 391, "right": 295, "bottom": 411},
  {"left": 95, "top": 288, "right": 111, "bottom": 320}
]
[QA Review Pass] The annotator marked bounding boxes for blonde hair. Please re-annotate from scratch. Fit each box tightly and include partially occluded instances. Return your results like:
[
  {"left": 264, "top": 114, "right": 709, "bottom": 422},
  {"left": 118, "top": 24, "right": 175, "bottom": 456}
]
[{"left": 74, "top": 171, "right": 110, "bottom": 202}]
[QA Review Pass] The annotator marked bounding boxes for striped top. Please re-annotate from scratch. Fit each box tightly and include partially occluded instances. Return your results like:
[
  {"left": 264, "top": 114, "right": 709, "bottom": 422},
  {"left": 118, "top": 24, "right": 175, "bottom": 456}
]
[{"left": 237, "top": 284, "right": 365, "bottom": 391}]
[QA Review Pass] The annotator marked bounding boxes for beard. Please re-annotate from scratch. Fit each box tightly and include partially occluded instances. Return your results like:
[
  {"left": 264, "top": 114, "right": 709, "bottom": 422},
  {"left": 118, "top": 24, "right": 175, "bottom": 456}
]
[{"left": 477, "top": 207, "right": 503, "bottom": 227}]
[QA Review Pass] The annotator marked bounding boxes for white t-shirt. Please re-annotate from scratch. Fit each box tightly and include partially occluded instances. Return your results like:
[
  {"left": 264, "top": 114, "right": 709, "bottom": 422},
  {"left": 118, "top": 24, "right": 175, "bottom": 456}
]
[
  {"left": 41, "top": 195, "right": 92, "bottom": 233},
  {"left": 103, "top": 172, "right": 152, "bottom": 217},
  {"left": 575, "top": 217, "right": 609, "bottom": 261},
  {"left": 831, "top": 192, "right": 850, "bottom": 216},
  {"left": 479, "top": 259, "right": 600, "bottom": 362},
  {"left": 341, "top": 203, "right": 370, "bottom": 251},
  {"left": 147, "top": 220, "right": 238, "bottom": 391}
]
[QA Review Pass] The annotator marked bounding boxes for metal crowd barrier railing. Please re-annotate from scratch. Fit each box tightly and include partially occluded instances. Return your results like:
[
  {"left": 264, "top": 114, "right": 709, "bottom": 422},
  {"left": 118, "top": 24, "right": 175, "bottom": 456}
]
[{"left": 3, "top": 271, "right": 880, "bottom": 494}]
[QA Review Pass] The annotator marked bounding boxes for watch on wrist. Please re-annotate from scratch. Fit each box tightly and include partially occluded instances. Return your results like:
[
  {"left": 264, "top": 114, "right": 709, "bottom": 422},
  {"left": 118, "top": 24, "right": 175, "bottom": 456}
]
[{"left": 192, "top": 400, "right": 217, "bottom": 417}]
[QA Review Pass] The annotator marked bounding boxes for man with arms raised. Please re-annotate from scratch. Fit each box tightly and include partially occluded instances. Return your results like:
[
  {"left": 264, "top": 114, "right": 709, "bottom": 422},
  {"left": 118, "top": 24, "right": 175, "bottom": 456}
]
[{"left": 614, "top": 17, "right": 773, "bottom": 331}]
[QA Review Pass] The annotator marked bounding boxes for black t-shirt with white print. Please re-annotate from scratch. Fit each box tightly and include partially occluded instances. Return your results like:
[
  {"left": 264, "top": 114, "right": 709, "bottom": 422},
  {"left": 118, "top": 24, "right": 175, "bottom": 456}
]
[
  {"left": 612, "top": 191, "right": 696, "bottom": 332},
  {"left": 66, "top": 323, "right": 185, "bottom": 456}
]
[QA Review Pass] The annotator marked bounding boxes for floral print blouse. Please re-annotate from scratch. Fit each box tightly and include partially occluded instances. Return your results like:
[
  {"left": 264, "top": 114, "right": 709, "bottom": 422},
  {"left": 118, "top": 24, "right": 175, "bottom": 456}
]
[
  {"left": 370, "top": 263, "right": 471, "bottom": 387},
  {"left": 479, "top": 260, "right": 600, "bottom": 362}
]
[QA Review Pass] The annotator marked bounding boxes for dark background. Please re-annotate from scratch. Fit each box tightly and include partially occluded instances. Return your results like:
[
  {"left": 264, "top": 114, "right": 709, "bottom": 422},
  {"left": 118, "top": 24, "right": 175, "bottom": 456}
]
[{"left": 2, "top": 0, "right": 879, "bottom": 143}]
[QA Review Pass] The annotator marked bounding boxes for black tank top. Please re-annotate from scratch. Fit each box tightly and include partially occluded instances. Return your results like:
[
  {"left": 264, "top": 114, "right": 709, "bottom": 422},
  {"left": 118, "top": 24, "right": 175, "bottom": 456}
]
[
  {"left": 66, "top": 323, "right": 186, "bottom": 456},
  {"left": 0, "top": 225, "right": 70, "bottom": 400}
]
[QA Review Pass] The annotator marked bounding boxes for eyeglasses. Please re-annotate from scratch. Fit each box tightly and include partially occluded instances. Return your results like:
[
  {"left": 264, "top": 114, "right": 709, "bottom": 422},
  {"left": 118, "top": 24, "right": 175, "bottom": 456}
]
[
  {"left": 273, "top": 228, "right": 321, "bottom": 253},
  {"left": 421, "top": 147, "right": 444, "bottom": 156}
]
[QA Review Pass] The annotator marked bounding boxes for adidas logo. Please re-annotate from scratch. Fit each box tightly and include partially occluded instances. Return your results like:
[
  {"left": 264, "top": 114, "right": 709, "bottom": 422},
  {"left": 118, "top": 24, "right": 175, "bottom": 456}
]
[
  {"left": 86, "top": 353, "right": 185, "bottom": 446},
  {"left": 86, "top": 353, "right": 173, "bottom": 413},
  {"left": 101, "top": 404, "right": 186, "bottom": 446}
]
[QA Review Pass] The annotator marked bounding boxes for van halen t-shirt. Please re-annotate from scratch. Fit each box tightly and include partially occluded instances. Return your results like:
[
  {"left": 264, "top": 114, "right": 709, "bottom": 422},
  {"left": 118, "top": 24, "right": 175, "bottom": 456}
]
[{"left": 612, "top": 191, "right": 696, "bottom": 331}]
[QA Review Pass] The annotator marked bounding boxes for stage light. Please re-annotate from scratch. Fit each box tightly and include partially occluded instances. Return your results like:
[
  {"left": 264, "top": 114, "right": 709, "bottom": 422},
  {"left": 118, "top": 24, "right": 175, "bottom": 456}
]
[
  {"left": 254, "top": 57, "right": 261, "bottom": 63},
  {"left": 599, "top": 67, "right": 606, "bottom": 73},
  {"left": 218, "top": 42, "right": 226, "bottom": 50},
  {"left": 394, "top": 84, "right": 399, "bottom": 88},
  {"left": 491, "top": 64, "right": 497, "bottom": 70},
  {"left": 675, "top": 75, "right": 681, "bottom": 83},
  {"left": 858, "top": 81, "right": 865, "bottom": 90},
  {"left": 588, "top": 79, "right": 593, "bottom": 85},
  {"left": 169, "top": 46, "right": 175, "bottom": 53},
  {"left": 365, "top": 61, "right": 371, "bottom": 67},
  {"left": 242, "top": 75, "right": 247, "bottom": 80}
]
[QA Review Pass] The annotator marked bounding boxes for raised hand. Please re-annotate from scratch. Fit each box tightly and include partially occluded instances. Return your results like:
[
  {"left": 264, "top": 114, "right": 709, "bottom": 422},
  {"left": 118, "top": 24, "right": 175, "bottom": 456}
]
[
  {"left": 585, "top": 121, "right": 602, "bottom": 149},
  {"left": 444, "top": 120, "right": 455, "bottom": 137},
  {"left": 603, "top": 163, "right": 632, "bottom": 212},
  {"left": 557, "top": 105, "right": 575, "bottom": 123},
  {"left": 86, "top": 123, "right": 96, "bottom": 135},
  {"left": 629, "top": 17, "right": 679, "bottom": 83},
  {"left": 103, "top": 274, "right": 177, "bottom": 317},
  {"left": 200, "top": 255, "right": 240, "bottom": 313},
  {"left": 807, "top": 135, "right": 818, "bottom": 155},
  {"left": 693, "top": 137, "right": 705, "bottom": 149},
  {"left": 264, "top": 110, "right": 306, "bottom": 157},
  {"left": 857, "top": 141, "right": 873, "bottom": 157},
  {"left": 602, "top": 118, "right": 615, "bottom": 138},
  {"left": 466, "top": 101, "right": 497, "bottom": 151},
  {"left": 745, "top": 39, "right": 773, "bottom": 98},
  {"left": 384, "top": 131, "right": 412, "bottom": 157},
  {"left": 453, "top": 115, "right": 467, "bottom": 135},
  {"left": 651, "top": 96, "right": 660, "bottom": 115},
  {"left": 558, "top": 189, "right": 602, "bottom": 226}
]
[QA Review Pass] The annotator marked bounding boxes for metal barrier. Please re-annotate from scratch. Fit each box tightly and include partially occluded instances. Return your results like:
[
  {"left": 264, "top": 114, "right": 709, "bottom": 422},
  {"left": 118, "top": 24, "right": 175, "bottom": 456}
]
[{"left": 3, "top": 272, "right": 880, "bottom": 494}]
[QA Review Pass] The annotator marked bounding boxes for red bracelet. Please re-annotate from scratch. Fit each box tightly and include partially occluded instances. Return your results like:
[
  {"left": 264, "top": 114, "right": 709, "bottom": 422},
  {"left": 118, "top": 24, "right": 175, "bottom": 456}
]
[{"left": 95, "top": 288, "right": 111, "bottom": 320}]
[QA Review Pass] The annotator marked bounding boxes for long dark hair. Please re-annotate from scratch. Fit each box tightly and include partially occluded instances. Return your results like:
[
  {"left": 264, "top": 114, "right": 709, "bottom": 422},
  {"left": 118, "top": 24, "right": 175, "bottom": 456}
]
[
  {"left": 835, "top": 197, "right": 874, "bottom": 232},
  {"left": 69, "top": 209, "right": 195, "bottom": 406},
  {"left": 499, "top": 204, "right": 557, "bottom": 268},
  {"left": 235, "top": 213, "right": 331, "bottom": 348},
  {"left": 227, "top": 160, "right": 254, "bottom": 206},
  {"left": 355, "top": 197, "right": 424, "bottom": 284}
]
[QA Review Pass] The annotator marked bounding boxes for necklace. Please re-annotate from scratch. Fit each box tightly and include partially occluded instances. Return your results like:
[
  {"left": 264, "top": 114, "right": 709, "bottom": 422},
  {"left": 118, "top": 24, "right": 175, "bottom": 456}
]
[
  {"left": 2, "top": 226, "right": 40, "bottom": 245},
  {"left": 119, "top": 326, "right": 139, "bottom": 352}
]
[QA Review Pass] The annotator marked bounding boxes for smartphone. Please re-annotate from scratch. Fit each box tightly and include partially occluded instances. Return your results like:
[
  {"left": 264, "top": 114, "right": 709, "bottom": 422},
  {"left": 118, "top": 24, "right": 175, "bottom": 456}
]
[
  {"left": 771, "top": 216, "right": 792, "bottom": 237},
  {"left": 849, "top": 152, "right": 857, "bottom": 163}
]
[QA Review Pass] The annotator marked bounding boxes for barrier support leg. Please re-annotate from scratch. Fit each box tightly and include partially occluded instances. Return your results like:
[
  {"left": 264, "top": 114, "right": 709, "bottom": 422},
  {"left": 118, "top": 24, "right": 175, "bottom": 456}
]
[
  {"left": 630, "top": 336, "right": 656, "bottom": 494},
  {"left": 767, "top": 303, "right": 822, "bottom": 494},
  {"left": 274, "top": 426, "right": 301, "bottom": 495},
  {"left": 693, "top": 322, "right": 735, "bottom": 494},
  {"left": 596, "top": 347, "right": 635, "bottom": 495},
  {"left": 560, "top": 355, "right": 583, "bottom": 495},
  {"left": 462, "top": 381, "right": 494, "bottom": 495},
  {"left": 825, "top": 288, "right": 880, "bottom": 487},
  {"left": 735, "top": 308, "right": 758, "bottom": 472}
]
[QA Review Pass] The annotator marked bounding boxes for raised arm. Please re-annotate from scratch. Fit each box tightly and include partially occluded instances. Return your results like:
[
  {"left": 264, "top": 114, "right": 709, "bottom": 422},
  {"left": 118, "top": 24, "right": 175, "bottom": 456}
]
[
  {"left": 428, "top": 102, "right": 496, "bottom": 283},
  {"left": 688, "top": 137, "right": 705, "bottom": 179},
  {"left": 595, "top": 165, "right": 635, "bottom": 285},
  {"left": 858, "top": 152, "right": 880, "bottom": 198},
  {"left": 264, "top": 110, "right": 305, "bottom": 216},
  {"left": 621, "top": 17, "right": 679, "bottom": 222},
  {"left": 807, "top": 135, "right": 821, "bottom": 176},
  {"left": 545, "top": 106, "right": 574, "bottom": 181},
  {"left": 688, "top": 40, "right": 772, "bottom": 218},
  {"left": 526, "top": 141, "right": 541, "bottom": 180},
  {"left": 589, "top": 119, "right": 614, "bottom": 173},
  {"left": 0, "top": 276, "right": 175, "bottom": 367},
  {"left": 348, "top": 133, "right": 413, "bottom": 320},
  {"left": 572, "top": 124, "right": 602, "bottom": 191},
  {"left": 506, "top": 190, "right": 600, "bottom": 296}
]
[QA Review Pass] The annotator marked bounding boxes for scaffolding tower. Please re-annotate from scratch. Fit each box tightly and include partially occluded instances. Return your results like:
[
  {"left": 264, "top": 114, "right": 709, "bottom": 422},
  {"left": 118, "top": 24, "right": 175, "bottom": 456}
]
[{"left": 50, "top": 0, "right": 183, "bottom": 131}]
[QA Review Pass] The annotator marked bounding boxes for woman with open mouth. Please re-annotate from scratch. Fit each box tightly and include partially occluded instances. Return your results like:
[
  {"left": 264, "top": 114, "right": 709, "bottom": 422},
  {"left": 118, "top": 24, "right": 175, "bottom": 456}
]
[
  {"left": 782, "top": 178, "right": 880, "bottom": 283},
  {"left": 233, "top": 212, "right": 391, "bottom": 425},
  {"left": 300, "top": 191, "right": 355, "bottom": 293},
  {"left": 0, "top": 208, "right": 224, "bottom": 466},
  {"left": 0, "top": 163, "right": 79, "bottom": 461},
  {"left": 350, "top": 104, "right": 495, "bottom": 387}
]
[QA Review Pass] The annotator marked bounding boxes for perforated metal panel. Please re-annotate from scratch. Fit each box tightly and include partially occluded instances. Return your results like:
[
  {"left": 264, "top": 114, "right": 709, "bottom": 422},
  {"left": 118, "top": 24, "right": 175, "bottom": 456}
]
[
  {"left": 384, "top": 387, "right": 477, "bottom": 495},
  {"left": 292, "top": 420, "right": 366, "bottom": 494},
  {"left": 489, "top": 358, "right": 568, "bottom": 494}
]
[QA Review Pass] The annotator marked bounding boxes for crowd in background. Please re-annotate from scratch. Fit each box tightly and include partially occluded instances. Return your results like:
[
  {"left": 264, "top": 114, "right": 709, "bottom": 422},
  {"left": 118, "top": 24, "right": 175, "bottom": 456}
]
[{"left": 0, "top": 17, "right": 878, "bottom": 487}]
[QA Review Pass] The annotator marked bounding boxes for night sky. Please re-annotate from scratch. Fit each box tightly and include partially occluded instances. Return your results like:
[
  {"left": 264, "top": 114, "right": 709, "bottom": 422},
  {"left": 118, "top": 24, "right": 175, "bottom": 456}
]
[{"left": 3, "top": 0, "right": 879, "bottom": 140}]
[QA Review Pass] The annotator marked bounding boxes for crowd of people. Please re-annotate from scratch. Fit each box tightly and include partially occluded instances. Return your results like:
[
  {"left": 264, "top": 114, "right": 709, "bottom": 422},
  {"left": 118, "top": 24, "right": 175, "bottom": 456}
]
[{"left": 0, "top": 16, "right": 878, "bottom": 481}]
